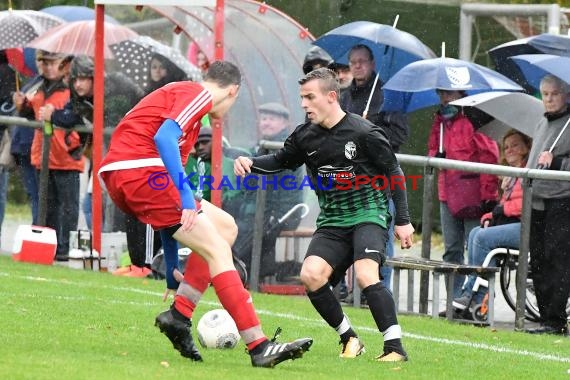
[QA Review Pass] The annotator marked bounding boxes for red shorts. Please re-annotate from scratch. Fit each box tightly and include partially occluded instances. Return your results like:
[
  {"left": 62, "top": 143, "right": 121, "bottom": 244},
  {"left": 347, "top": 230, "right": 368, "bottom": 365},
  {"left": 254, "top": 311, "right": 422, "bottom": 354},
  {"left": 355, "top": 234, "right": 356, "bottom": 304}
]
[{"left": 100, "top": 167, "right": 201, "bottom": 230}]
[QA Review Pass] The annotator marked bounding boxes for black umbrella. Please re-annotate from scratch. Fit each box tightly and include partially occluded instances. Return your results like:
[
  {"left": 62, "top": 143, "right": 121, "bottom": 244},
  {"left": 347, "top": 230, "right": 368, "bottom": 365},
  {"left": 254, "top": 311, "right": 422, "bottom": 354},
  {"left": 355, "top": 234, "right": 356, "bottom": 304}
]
[{"left": 110, "top": 35, "right": 201, "bottom": 89}]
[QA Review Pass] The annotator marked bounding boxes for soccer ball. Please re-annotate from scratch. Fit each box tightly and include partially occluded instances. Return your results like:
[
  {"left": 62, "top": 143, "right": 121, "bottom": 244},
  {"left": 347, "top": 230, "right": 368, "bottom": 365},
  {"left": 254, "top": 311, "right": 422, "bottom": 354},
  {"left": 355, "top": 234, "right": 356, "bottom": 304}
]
[{"left": 197, "top": 309, "right": 241, "bottom": 349}]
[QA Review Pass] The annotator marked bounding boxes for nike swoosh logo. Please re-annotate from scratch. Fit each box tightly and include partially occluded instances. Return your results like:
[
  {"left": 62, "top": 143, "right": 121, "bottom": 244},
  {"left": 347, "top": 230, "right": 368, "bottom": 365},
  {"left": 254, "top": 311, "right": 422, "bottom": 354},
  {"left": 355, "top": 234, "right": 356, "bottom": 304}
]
[
  {"left": 364, "top": 248, "right": 380, "bottom": 253},
  {"left": 307, "top": 151, "right": 317, "bottom": 156}
]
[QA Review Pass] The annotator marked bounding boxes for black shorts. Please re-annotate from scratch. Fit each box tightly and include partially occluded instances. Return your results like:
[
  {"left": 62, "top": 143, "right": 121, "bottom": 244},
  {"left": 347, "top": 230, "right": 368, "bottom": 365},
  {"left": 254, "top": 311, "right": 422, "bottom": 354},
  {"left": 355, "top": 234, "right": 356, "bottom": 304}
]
[{"left": 305, "top": 223, "right": 389, "bottom": 287}]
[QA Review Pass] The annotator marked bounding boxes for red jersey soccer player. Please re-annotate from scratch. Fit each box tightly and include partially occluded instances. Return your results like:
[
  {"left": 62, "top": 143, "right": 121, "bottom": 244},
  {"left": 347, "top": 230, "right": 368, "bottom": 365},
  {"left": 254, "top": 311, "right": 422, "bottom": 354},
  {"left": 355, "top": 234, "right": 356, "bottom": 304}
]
[{"left": 99, "top": 61, "right": 312, "bottom": 367}]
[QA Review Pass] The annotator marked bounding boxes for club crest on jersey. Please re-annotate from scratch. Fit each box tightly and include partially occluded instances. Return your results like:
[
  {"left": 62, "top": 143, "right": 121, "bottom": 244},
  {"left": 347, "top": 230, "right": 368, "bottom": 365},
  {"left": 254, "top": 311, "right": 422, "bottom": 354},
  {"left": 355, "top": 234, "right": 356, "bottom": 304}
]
[{"left": 345, "top": 141, "right": 357, "bottom": 160}]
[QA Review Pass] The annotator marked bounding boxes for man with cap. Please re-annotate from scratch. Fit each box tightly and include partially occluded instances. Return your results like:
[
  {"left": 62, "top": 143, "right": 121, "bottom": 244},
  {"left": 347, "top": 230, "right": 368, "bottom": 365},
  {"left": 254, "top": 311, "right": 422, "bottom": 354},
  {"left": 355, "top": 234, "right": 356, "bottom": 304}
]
[
  {"left": 13, "top": 50, "right": 78, "bottom": 261},
  {"left": 40, "top": 54, "right": 147, "bottom": 271},
  {"left": 232, "top": 102, "right": 305, "bottom": 280}
]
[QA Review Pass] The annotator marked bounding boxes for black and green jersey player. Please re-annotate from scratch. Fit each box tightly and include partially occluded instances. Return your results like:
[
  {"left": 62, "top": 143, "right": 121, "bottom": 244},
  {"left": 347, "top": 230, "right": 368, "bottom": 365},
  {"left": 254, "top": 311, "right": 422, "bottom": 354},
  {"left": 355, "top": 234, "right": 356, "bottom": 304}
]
[{"left": 234, "top": 67, "right": 414, "bottom": 362}]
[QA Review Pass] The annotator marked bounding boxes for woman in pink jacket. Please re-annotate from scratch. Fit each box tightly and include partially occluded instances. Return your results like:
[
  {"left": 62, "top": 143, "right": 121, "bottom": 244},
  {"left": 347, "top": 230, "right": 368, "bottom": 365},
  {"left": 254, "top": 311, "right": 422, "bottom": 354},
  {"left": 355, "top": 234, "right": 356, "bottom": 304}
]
[
  {"left": 428, "top": 89, "right": 500, "bottom": 300},
  {"left": 451, "top": 130, "right": 532, "bottom": 312}
]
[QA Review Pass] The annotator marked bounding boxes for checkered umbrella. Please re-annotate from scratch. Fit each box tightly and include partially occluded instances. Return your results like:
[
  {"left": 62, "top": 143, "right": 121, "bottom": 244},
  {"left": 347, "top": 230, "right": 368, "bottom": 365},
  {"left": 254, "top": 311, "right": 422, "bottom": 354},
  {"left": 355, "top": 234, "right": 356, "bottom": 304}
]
[
  {"left": 110, "top": 35, "right": 201, "bottom": 88},
  {"left": 0, "top": 9, "right": 64, "bottom": 50}
]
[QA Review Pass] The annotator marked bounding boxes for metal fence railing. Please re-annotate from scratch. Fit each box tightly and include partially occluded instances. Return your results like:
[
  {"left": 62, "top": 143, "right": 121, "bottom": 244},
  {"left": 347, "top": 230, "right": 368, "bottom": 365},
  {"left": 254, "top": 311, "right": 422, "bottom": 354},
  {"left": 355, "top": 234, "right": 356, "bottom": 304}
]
[{"left": 256, "top": 141, "right": 570, "bottom": 330}]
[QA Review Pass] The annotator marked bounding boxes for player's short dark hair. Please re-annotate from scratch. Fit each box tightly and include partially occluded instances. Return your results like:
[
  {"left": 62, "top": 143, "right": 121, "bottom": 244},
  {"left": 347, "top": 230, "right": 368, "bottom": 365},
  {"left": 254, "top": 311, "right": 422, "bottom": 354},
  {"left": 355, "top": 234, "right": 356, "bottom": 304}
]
[
  {"left": 203, "top": 61, "right": 241, "bottom": 87},
  {"left": 298, "top": 67, "right": 340, "bottom": 97}
]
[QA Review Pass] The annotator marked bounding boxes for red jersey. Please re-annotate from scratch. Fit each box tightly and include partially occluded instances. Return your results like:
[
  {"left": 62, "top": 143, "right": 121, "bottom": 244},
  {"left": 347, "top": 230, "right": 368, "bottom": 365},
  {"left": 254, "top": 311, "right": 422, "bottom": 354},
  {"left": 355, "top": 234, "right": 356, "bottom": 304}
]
[{"left": 101, "top": 81, "right": 212, "bottom": 169}]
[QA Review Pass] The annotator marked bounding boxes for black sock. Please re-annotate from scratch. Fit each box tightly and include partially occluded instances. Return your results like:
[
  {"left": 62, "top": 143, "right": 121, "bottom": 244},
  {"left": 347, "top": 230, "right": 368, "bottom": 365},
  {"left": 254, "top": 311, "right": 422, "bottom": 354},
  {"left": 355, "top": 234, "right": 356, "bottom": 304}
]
[
  {"left": 362, "top": 282, "right": 398, "bottom": 331},
  {"left": 307, "top": 283, "right": 345, "bottom": 329},
  {"left": 249, "top": 340, "right": 270, "bottom": 355},
  {"left": 171, "top": 306, "right": 189, "bottom": 323},
  {"left": 340, "top": 329, "right": 357, "bottom": 344},
  {"left": 384, "top": 338, "right": 405, "bottom": 355}
]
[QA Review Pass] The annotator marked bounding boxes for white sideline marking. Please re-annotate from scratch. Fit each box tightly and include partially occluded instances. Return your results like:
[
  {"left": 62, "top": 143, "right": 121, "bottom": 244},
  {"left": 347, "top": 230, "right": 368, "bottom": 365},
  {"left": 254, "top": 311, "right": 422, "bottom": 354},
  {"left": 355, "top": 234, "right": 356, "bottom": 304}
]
[{"left": 3, "top": 271, "right": 570, "bottom": 363}]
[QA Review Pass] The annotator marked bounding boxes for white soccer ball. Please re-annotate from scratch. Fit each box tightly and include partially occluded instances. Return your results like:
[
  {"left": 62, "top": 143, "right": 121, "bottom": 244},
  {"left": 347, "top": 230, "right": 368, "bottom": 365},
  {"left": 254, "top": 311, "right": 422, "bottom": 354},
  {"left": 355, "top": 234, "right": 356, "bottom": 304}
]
[{"left": 197, "top": 309, "right": 241, "bottom": 349}]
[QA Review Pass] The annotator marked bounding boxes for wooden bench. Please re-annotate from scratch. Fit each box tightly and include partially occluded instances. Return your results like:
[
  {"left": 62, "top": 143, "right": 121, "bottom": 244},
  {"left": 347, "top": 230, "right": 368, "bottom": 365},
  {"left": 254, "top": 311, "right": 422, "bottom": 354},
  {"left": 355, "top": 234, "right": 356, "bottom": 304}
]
[{"left": 386, "top": 256, "right": 501, "bottom": 326}]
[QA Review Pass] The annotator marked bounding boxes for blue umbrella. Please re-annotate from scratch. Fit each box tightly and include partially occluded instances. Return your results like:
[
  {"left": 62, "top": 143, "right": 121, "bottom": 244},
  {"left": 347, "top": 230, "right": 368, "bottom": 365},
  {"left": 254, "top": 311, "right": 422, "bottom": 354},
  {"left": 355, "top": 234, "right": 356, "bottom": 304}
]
[
  {"left": 489, "top": 33, "right": 570, "bottom": 91},
  {"left": 509, "top": 54, "right": 570, "bottom": 91},
  {"left": 41, "top": 5, "right": 119, "bottom": 24},
  {"left": 381, "top": 56, "right": 523, "bottom": 113},
  {"left": 312, "top": 20, "right": 435, "bottom": 82}
]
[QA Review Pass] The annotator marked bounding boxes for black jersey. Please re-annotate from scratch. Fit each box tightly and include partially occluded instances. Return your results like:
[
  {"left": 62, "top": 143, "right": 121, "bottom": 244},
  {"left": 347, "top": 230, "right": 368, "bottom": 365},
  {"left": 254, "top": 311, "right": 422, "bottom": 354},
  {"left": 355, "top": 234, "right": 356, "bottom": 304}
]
[{"left": 251, "top": 113, "right": 411, "bottom": 229}]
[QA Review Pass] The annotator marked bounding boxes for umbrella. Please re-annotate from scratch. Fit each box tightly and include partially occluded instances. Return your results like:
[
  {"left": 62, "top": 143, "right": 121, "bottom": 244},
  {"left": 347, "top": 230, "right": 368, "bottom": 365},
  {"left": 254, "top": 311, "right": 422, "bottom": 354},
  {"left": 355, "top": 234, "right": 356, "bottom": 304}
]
[
  {"left": 509, "top": 54, "right": 570, "bottom": 91},
  {"left": 40, "top": 5, "right": 119, "bottom": 24},
  {"left": 381, "top": 56, "right": 523, "bottom": 113},
  {"left": 110, "top": 35, "right": 202, "bottom": 88},
  {"left": 489, "top": 33, "right": 570, "bottom": 91},
  {"left": 313, "top": 20, "right": 435, "bottom": 82},
  {"left": 450, "top": 91, "right": 543, "bottom": 142},
  {"left": 0, "top": 9, "right": 64, "bottom": 50},
  {"left": 26, "top": 20, "right": 138, "bottom": 59}
]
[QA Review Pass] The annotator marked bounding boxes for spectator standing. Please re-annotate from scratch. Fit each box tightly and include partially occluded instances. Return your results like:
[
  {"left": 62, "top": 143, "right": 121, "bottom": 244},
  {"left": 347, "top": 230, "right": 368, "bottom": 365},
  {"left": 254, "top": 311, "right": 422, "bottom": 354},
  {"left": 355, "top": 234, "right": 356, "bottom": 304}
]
[
  {"left": 302, "top": 46, "right": 333, "bottom": 75},
  {"left": 452, "top": 130, "right": 531, "bottom": 313},
  {"left": 428, "top": 89, "right": 499, "bottom": 302},
  {"left": 0, "top": 51, "right": 16, "bottom": 240},
  {"left": 329, "top": 62, "right": 353, "bottom": 95},
  {"left": 525, "top": 75, "right": 570, "bottom": 335},
  {"left": 10, "top": 64, "right": 43, "bottom": 226},
  {"left": 340, "top": 44, "right": 410, "bottom": 290},
  {"left": 13, "top": 50, "right": 78, "bottom": 261}
]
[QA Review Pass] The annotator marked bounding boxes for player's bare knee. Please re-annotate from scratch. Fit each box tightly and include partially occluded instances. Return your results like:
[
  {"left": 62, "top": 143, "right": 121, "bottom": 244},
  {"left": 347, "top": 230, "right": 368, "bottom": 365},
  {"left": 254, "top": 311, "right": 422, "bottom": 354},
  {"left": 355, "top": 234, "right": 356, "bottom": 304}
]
[
  {"left": 300, "top": 265, "right": 326, "bottom": 289},
  {"left": 355, "top": 270, "right": 379, "bottom": 289}
]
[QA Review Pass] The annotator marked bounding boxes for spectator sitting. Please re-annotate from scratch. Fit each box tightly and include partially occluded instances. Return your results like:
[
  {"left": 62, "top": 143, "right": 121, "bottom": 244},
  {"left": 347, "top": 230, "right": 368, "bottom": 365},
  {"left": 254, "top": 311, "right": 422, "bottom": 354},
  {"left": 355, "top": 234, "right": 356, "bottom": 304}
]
[
  {"left": 185, "top": 127, "right": 244, "bottom": 217},
  {"left": 452, "top": 129, "right": 532, "bottom": 313},
  {"left": 232, "top": 102, "right": 305, "bottom": 279}
]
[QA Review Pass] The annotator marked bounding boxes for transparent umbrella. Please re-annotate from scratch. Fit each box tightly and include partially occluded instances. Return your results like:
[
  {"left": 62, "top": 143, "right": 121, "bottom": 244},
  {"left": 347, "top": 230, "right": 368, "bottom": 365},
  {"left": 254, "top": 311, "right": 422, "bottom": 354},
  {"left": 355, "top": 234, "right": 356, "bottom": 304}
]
[
  {"left": 110, "top": 35, "right": 202, "bottom": 89},
  {"left": 0, "top": 9, "right": 64, "bottom": 50},
  {"left": 26, "top": 20, "right": 137, "bottom": 59}
]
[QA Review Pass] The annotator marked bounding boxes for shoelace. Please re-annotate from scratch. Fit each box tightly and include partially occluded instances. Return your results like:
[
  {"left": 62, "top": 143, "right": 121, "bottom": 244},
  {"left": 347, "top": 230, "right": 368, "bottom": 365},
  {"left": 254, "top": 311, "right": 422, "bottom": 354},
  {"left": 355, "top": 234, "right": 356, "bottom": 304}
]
[{"left": 271, "top": 327, "right": 282, "bottom": 342}]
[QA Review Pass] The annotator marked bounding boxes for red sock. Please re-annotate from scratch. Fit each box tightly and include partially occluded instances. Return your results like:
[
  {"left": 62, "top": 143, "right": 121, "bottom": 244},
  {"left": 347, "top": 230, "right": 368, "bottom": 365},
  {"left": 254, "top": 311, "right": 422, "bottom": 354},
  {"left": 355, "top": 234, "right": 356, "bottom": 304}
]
[
  {"left": 247, "top": 337, "right": 268, "bottom": 351},
  {"left": 173, "top": 253, "right": 211, "bottom": 318},
  {"left": 173, "top": 295, "right": 195, "bottom": 318},
  {"left": 211, "top": 270, "right": 261, "bottom": 331},
  {"left": 183, "top": 252, "right": 211, "bottom": 293}
]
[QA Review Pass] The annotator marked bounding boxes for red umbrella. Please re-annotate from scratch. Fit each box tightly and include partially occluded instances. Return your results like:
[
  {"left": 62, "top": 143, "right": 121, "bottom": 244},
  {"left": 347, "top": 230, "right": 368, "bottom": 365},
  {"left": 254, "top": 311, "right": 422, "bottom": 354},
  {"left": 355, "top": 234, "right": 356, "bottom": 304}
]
[{"left": 27, "top": 20, "right": 137, "bottom": 59}]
